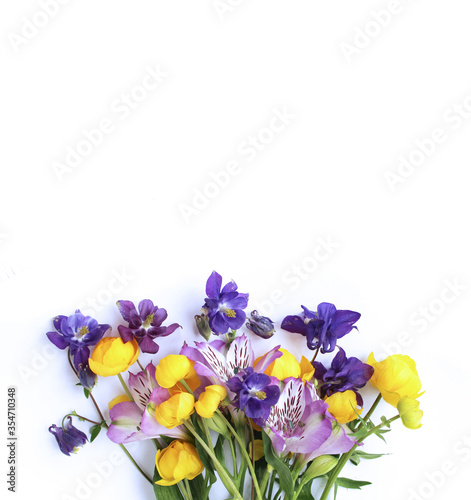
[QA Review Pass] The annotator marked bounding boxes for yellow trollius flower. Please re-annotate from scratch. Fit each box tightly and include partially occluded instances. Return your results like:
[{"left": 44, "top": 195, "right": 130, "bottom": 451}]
[
  {"left": 89, "top": 337, "right": 139, "bottom": 377},
  {"left": 398, "top": 396, "right": 423, "bottom": 429},
  {"left": 154, "top": 392, "right": 195, "bottom": 429},
  {"left": 155, "top": 440, "right": 204, "bottom": 486},
  {"left": 367, "top": 353, "right": 422, "bottom": 407},
  {"left": 155, "top": 355, "right": 200, "bottom": 392},
  {"left": 262, "top": 348, "right": 301, "bottom": 380},
  {"left": 325, "top": 390, "right": 361, "bottom": 424},
  {"left": 108, "top": 395, "right": 130, "bottom": 410},
  {"left": 195, "top": 385, "right": 227, "bottom": 419}
]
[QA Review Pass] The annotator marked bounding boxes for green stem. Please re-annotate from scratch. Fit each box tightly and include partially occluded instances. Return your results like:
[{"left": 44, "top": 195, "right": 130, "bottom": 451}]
[
  {"left": 260, "top": 464, "right": 274, "bottom": 498},
  {"left": 229, "top": 435, "right": 238, "bottom": 477},
  {"left": 216, "top": 411, "right": 263, "bottom": 500},
  {"left": 183, "top": 478, "right": 193, "bottom": 500},
  {"left": 117, "top": 372, "right": 134, "bottom": 401},
  {"left": 137, "top": 359, "right": 145, "bottom": 371},
  {"left": 267, "top": 471, "right": 276, "bottom": 499},
  {"left": 62, "top": 413, "right": 101, "bottom": 427},
  {"left": 353, "top": 393, "right": 382, "bottom": 431},
  {"left": 118, "top": 443, "right": 153, "bottom": 485},
  {"left": 319, "top": 414, "right": 400, "bottom": 500},
  {"left": 184, "top": 421, "right": 243, "bottom": 500}
]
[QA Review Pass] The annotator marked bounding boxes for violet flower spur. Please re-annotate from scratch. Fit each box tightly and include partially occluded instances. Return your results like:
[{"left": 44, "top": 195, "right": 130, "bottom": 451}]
[
  {"left": 203, "top": 271, "right": 249, "bottom": 335},
  {"left": 313, "top": 347, "right": 374, "bottom": 405},
  {"left": 281, "top": 302, "right": 361, "bottom": 353},
  {"left": 49, "top": 416, "right": 88, "bottom": 456},
  {"left": 116, "top": 299, "right": 181, "bottom": 354},
  {"left": 46, "top": 310, "right": 110, "bottom": 370},
  {"left": 227, "top": 367, "right": 280, "bottom": 421}
]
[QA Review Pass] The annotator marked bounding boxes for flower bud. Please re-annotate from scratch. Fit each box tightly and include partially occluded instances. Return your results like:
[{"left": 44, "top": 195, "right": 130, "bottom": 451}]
[
  {"left": 303, "top": 455, "right": 338, "bottom": 483},
  {"left": 398, "top": 396, "right": 423, "bottom": 429},
  {"left": 78, "top": 363, "right": 97, "bottom": 391},
  {"left": 195, "top": 312, "right": 211, "bottom": 341},
  {"left": 89, "top": 337, "right": 139, "bottom": 377},
  {"left": 155, "top": 440, "right": 204, "bottom": 486},
  {"left": 246, "top": 310, "right": 275, "bottom": 339}
]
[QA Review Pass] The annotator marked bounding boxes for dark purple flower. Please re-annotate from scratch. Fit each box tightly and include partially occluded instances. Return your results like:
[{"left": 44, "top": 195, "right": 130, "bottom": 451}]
[
  {"left": 281, "top": 302, "right": 360, "bottom": 353},
  {"left": 313, "top": 347, "right": 374, "bottom": 406},
  {"left": 46, "top": 310, "right": 110, "bottom": 370},
  {"left": 246, "top": 310, "right": 275, "bottom": 339},
  {"left": 49, "top": 417, "right": 88, "bottom": 456},
  {"left": 78, "top": 363, "right": 97, "bottom": 391},
  {"left": 117, "top": 299, "right": 181, "bottom": 354},
  {"left": 227, "top": 367, "right": 280, "bottom": 421},
  {"left": 203, "top": 271, "right": 249, "bottom": 335}
]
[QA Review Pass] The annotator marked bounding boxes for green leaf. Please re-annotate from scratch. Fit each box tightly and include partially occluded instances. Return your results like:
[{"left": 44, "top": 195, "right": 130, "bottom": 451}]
[
  {"left": 262, "top": 431, "right": 294, "bottom": 499},
  {"left": 336, "top": 477, "right": 372, "bottom": 490},
  {"left": 349, "top": 454, "right": 360, "bottom": 466},
  {"left": 296, "top": 478, "right": 315, "bottom": 500},
  {"left": 83, "top": 388, "right": 90, "bottom": 399},
  {"left": 214, "top": 434, "right": 225, "bottom": 465},
  {"left": 354, "top": 450, "right": 387, "bottom": 460},
  {"left": 188, "top": 472, "right": 211, "bottom": 500},
  {"left": 89, "top": 424, "right": 101, "bottom": 442},
  {"left": 152, "top": 467, "right": 185, "bottom": 500}
]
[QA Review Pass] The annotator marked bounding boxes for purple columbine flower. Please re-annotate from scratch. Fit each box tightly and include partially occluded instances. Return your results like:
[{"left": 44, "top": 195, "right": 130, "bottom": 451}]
[
  {"left": 49, "top": 417, "right": 88, "bottom": 456},
  {"left": 116, "top": 299, "right": 181, "bottom": 354},
  {"left": 227, "top": 367, "right": 280, "bottom": 421},
  {"left": 203, "top": 271, "right": 249, "bottom": 335},
  {"left": 246, "top": 310, "right": 275, "bottom": 339},
  {"left": 313, "top": 347, "right": 374, "bottom": 406},
  {"left": 46, "top": 310, "right": 110, "bottom": 370},
  {"left": 281, "top": 303, "right": 361, "bottom": 353},
  {"left": 77, "top": 363, "right": 97, "bottom": 391}
]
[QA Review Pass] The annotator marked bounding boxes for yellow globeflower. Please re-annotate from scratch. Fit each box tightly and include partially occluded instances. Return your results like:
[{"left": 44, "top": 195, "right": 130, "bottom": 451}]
[
  {"left": 154, "top": 392, "right": 195, "bottom": 429},
  {"left": 249, "top": 439, "right": 265, "bottom": 462},
  {"left": 398, "top": 396, "right": 423, "bottom": 429},
  {"left": 300, "top": 356, "right": 315, "bottom": 383},
  {"left": 195, "top": 385, "right": 227, "bottom": 419},
  {"left": 367, "top": 353, "right": 422, "bottom": 407},
  {"left": 260, "top": 348, "right": 301, "bottom": 380},
  {"left": 89, "top": 337, "right": 139, "bottom": 377},
  {"left": 108, "top": 395, "right": 130, "bottom": 410},
  {"left": 155, "top": 441, "right": 204, "bottom": 486},
  {"left": 156, "top": 355, "right": 200, "bottom": 390},
  {"left": 325, "top": 390, "right": 361, "bottom": 424}
]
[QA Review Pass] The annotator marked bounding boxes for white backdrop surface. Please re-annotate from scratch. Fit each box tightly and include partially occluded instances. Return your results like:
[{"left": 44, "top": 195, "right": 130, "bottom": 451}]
[{"left": 1, "top": 1, "right": 471, "bottom": 500}]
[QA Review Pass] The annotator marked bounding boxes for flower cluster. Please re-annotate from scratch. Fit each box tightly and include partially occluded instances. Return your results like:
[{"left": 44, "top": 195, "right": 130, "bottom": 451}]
[{"left": 47, "top": 271, "right": 424, "bottom": 500}]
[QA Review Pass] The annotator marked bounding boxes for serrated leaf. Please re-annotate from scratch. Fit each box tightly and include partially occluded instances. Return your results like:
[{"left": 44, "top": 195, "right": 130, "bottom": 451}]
[
  {"left": 262, "top": 431, "right": 294, "bottom": 499},
  {"left": 89, "top": 425, "right": 101, "bottom": 442},
  {"left": 152, "top": 466, "right": 185, "bottom": 500},
  {"left": 336, "top": 477, "right": 372, "bottom": 490}
]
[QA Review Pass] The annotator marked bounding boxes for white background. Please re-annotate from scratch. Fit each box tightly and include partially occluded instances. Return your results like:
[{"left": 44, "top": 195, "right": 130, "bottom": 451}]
[{"left": 1, "top": 1, "right": 471, "bottom": 499}]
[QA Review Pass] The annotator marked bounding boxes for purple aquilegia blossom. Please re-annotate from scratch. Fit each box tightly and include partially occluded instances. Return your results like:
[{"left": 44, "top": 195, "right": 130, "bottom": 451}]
[
  {"left": 281, "top": 302, "right": 360, "bottom": 353},
  {"left": 49, "top": 417, "right": 88, "bottom": 456},
  {"left": 227, "top": 367, "right": 280, "bottom": 421},
  {"left": 203, "top": 271, "right": 249, "bottom": 335},
  {"left": 313, "top": 347, "right": 374, "bottom": 406},
  {"left": 246, "top": 310, "right": 275, "bottom": 339},
  {"left": 117, "top": 299, "right": 181, "bottom": 354},
  {"left": 46, "top": 310, "right": 110, "bottom": 370}
]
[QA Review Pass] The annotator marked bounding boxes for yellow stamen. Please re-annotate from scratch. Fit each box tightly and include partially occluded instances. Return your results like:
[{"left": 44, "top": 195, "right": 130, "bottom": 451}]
[
  {"left": 223, "top": 308, "right": 236, "bottom": 318},
  {"left": 76, "top": 326, "right": 89, "bottom": 338},
  {"left": 255, "top": 391, "right": 267, "bottom": 400}
]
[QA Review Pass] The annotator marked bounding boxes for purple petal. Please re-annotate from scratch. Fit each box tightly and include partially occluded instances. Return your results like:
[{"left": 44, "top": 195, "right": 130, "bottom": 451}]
[
  {"left": 53, "top": 315, "right": 67, "bottom": 333},
  {"left": 152, "top": 308, "right": 168, "bottom": 326},
  {"left": 138, "top": 336, "right": 159, "bottom": 354},
  {"left": 224, "top": 309, "right": 246, "bottom": 330},
  {"left": 118, "top": 325, "right": 136, "bottom": 343},
  {"left": 224, "top": 296, "right": 249, "bottom": 310},
  {"left": 210, "top": 313, "right": 230, "bottom": 334},
  {"left": 330, "top": 310, "right": 361, "bottom": 339},
  {"left": 46, "top": 331, "right": 69, "bottom": 350},
  {"left": 116, "top": 300, "right": 137, "bottom": 322},
  {"left": 206, "top": 271, "right": 222, "bottom": 299},
  {"left": 138, "top": 299, "right": 155, "bottom": 319},
  {"left": 281, "top": 315, "right": 307, "bottom": 335},
  {"left": 73, "top": 347, "right": 90, "bottom": 370},
  {"left": 317, "top": 302, "right": 337, "bottom": 322},
  {"left": 253, "top": 346, "right": 282, "bottom": 373},
  {"left": 221, "top": 280, "right": 238, "bottom": 294}
]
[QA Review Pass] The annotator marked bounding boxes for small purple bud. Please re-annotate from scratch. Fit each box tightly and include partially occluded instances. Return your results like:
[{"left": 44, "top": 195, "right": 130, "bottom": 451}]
[
  {"left": 78, "top": 363, "right": 97, "bottom": 391},
  {"left": 246, "top": 311, "right": 275, "bottom": 339}
]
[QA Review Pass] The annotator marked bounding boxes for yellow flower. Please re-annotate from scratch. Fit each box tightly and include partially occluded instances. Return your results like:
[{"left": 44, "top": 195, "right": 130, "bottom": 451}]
[
  {"left": 325, "top": 390, "right": 361, "bottom": 424},
  {"left": 155, "top": 441, "right": 204, "bottom": 486},
  {"left": 155, "top": 355, "right": 200, "bottom": 391},
  {"left": 367, "top": 353, "right": 422, "bottom": 407},
  {"left": 89, "top": 337, "right": 139, "bottom": 377},
  {"left": 398, "top": 396, "right": 423, "bottom": 429},
  {"left": 249, "top": 439, "right": 265, "bottom": 461},
  {"left": 108, "top": 395, "right": 130, "bottom": 410},
  {"left": 260, "top": 348, "right": 301, "bottom": 380},
  {"left": 154, "top": 392, "right": 195, "bottom": 429},
  {"left": 195, "top": 385, "right": 227, "bottom": 419}
]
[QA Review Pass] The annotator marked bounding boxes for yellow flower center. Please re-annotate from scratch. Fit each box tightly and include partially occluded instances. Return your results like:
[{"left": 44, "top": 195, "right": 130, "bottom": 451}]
[
  {"left": 255, "top": 391, "right": 267, "bottom": 400},
  {"left": 223, "top": 308, "right": 236, "bottom": 318},
  {"left": 76, "top": 326, "right": 89, "bottom": 338},
  {"left": 143, "top": 313, "right": 154, "bottom": 328}
]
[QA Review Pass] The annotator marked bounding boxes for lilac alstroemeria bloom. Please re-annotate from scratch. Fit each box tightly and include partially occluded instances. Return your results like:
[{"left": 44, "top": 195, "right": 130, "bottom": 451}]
[
  {"left": 49, "top": 417, "right": 88, "bottom": 456},
  {"left": 46, "top": 310, "right": 110, "bottom": 370},
  {"left": 116, "top": 299, "right": 181, "bottom": 354},
  {"left": 313, "top": 347, "right": 373, "bottom": 406},
  {"left": 227, "top": 367, "right": 280, "bottom": 421},
  {"left": 281, "top": 302, "right": 361, "bottom": 353},
  {"left": 203, "top": 271, "right": 249, "bottom": 335}
]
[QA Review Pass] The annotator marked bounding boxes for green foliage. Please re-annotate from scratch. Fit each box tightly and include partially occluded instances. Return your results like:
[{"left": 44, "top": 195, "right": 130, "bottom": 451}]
[{"left": 261, "top": 431, "right": 294, "bottom": 499}]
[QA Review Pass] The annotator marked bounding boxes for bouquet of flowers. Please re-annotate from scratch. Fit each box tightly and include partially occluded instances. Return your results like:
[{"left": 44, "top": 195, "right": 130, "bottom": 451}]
[{"left": 47, "top": 271, "right": 423, "bottom": 500}]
